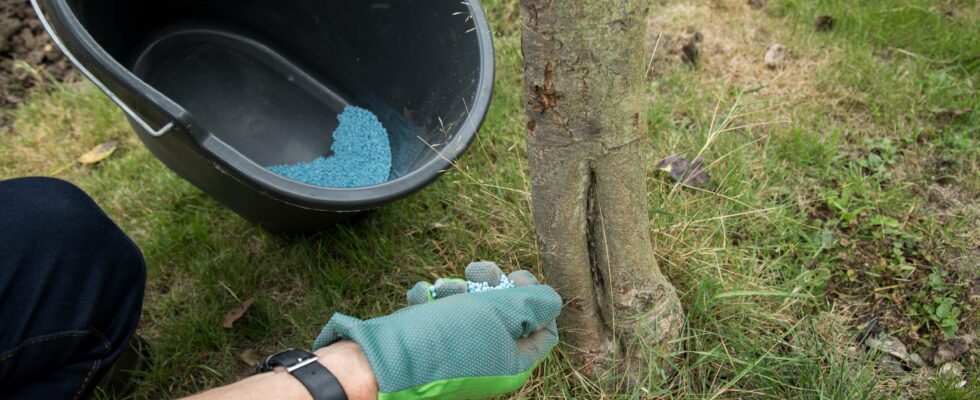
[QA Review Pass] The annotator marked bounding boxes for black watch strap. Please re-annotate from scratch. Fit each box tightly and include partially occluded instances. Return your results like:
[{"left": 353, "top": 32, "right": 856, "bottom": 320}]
[{"left": 256, "top": 349, "right": 348, "bottom": 400}]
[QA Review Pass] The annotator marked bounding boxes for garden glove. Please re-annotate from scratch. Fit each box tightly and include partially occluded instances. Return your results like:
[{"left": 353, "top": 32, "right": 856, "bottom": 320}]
[{"left": 313, "top": 262, "right": 560, "bottom": 400}]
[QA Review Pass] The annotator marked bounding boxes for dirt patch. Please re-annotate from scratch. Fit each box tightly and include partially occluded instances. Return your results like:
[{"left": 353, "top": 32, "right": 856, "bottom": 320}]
[
  {"left": 816, "top": 183, "right": 979, "bottom": 357},
  {"left": 925, "top": 183, "right": 978, "bottom": 217},
  {"left": 925, "top": 182, "right": 980, "bottom": 310},
  {"left": 646, "top": 0, "right": 827, "bottom": 105},
  {"left": 1, "top": 0, "right": 75, "bottom": 131}
]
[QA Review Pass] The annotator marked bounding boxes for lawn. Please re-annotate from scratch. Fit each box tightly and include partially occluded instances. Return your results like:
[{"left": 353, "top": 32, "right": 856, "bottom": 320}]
[{"left": 1, "top": 0, "right": 977, "bottom": 398}]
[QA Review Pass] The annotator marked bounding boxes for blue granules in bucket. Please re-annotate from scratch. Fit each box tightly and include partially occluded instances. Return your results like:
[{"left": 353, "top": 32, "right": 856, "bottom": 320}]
[{"left": 269, "top": 106, "right": 392, "bottom": 187}]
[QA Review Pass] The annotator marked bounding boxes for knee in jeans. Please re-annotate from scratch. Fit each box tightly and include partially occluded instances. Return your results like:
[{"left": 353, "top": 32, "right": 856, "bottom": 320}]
[
  {"left": 9, "top": 177, "right": 103, "bottom": 226},
  {"left": 2, "top": 177, "right": 146, "bottom": 289},
  {"left": 31, "top": 179, "right": 147, "bottom": 333}
]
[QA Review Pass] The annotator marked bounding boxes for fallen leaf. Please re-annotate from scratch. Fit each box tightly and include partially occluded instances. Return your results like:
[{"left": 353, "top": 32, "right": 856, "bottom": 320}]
[
  {"left": 866, "top": 335, "right": 909, "bottom": 360},
  {"left": 908, "top": 353, "right": 927, "bottom": 368},
  {"left": 933, "top": 107, "right": 971, "bottom": 127},
  {"left": 814, "top": 15, "right": 835, "bottom": 32},
  {"left": 933, "top": 333, "right": 977, "bottom": 365},
  {"left": 747, "top": 0, "right": 767, "bottom": 10},
  {"left": 681, "top": 31, "right": 702, "bottom": 65},
  {"left": 77, "top": 141, "right": 118, "bottom": 165},
  {"left": 764, "top": 43, "right": 787, "bottom": 69},
  {"left": 240, "top": 349, "right": 263, "bottom": 367},
  {"left": 222, "top": 298, "right": 254, "bottom": 328},
  {"left": 657, "top": 154, "right": 710, "bottom": 187},
  {"left": 939, "top": 361, "right": 964, "bottom": 377},
  {"left": 681, "top": 42, "right": 700, "bottom": 65}
]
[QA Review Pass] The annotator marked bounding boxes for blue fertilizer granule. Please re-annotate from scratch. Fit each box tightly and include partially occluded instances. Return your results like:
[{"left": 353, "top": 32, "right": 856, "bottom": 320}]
[
  {"left": 428, "top": 275, "right": 517, "bottom": 299},
  {"left": 268, "top": 106, "right": 392, "bottom": 187}
]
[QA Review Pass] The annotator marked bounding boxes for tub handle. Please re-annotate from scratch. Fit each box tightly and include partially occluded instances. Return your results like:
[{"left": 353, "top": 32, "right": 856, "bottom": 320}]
[{"left": 30, "top": 0, "right": 175, "bottom": 137}]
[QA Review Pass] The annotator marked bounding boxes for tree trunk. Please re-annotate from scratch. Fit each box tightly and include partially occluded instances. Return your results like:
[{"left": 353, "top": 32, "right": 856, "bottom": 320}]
[{"left": 521, "top": 0, "right": 684, "bottom": 378}]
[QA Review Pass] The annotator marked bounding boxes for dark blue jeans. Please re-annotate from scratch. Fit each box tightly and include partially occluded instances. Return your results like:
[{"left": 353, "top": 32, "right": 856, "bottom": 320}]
[{"left": 0, "top": 177, "right": 146, "bottom": 399}]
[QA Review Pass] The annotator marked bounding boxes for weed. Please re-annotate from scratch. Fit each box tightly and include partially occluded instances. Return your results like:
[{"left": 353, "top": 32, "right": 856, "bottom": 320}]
[{"left": 856, "top": 138, "right": 900, "bottom": 178}]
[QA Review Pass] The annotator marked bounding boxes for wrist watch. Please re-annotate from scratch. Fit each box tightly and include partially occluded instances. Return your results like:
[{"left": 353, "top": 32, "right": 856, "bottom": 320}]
[{"left": 255, "top": 348, "right": 348, "bottom": 400}]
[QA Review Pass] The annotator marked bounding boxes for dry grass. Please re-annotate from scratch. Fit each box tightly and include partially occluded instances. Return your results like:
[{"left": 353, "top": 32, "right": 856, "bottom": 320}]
[{"left": 647, "top": 0, "right": 830, "bottom": 113}]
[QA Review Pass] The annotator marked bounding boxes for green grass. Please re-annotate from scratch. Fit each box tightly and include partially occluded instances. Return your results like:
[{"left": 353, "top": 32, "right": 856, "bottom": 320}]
[{"left": 1, "top": 0, "right": 977, "bottom": 398}]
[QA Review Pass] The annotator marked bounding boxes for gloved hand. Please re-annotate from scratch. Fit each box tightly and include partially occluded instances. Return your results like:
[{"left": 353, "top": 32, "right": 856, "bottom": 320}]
[{"left": 313, "top": 262, "right": 560, "bottom": 399}]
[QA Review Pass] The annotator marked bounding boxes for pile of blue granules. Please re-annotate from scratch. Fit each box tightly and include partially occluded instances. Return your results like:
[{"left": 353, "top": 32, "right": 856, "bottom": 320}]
[
  {"left": 428, "top": 274, "right": 517, "bottom": 299},
  {"left": 268, "top": 106, "right": 392, "bottom": 187}
]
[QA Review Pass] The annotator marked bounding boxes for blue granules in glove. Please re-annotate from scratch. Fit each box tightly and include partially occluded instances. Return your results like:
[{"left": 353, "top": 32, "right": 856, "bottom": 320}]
[
  {"left": 268, "top": 105, "right": 392, "bottom": 187},
  {"left": 429, "top": 275, "right": 517, "bottom": 299}
]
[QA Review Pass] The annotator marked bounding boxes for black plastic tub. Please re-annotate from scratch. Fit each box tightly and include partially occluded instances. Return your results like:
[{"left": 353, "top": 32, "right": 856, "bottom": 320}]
[{"left": 32, "top": 0, "right": 493, "bottom": 232}]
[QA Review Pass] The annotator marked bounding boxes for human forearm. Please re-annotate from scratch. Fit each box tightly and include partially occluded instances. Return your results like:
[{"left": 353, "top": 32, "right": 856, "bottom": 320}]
[{"left": 183, "top": 341, "right": 378, "bottom": 400}]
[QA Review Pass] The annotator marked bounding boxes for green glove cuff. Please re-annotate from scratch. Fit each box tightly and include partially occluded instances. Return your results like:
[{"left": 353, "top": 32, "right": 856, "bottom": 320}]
[{"left": 376, "top": 361, "right": 541, "bottom": 400}]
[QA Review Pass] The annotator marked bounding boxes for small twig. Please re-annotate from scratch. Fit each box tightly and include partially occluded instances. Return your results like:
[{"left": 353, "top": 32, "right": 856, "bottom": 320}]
[
  {"left": 889, "top": 47, "right": 955, "bottom": 64},
  {"left": 646, "top": 31, "right": 664, "bottom": 77},
  {"left": 49, "top": 161, "right": 75, "bottom": 176},
  {"left": 218, "top": 281, "right": 242, "bottom": 303}
]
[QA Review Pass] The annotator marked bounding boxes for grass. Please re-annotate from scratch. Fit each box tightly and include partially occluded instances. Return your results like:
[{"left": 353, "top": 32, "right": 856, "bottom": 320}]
[{"left": 1, "top": 0, "right": 977, "bottom": 398}]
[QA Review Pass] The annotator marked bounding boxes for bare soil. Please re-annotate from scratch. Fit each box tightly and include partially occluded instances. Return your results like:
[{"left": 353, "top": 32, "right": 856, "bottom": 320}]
[{"left": 1, "top": 0, "right": 74, "bottom": 130}]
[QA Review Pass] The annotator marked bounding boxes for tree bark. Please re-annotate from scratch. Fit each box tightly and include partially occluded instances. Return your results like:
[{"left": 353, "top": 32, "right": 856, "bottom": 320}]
[{"left": 521, "top": 0, "right": 684, "bottom": 378}]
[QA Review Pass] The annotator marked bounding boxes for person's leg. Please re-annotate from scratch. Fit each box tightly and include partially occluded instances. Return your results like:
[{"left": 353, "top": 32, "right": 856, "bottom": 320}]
[{"left": 0, "top": 177, "right": 146, "bottom": 399}]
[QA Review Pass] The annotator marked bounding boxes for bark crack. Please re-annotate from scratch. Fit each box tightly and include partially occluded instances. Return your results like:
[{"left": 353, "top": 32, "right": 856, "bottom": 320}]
[{"left": 585, "top": 167, "right": 611, "bottom": 344}]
